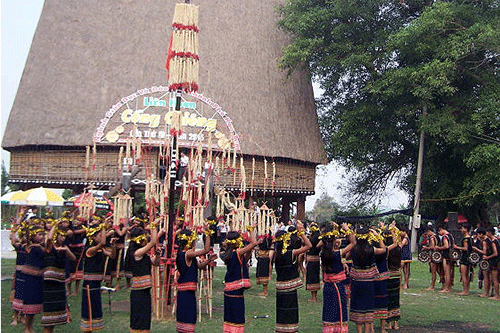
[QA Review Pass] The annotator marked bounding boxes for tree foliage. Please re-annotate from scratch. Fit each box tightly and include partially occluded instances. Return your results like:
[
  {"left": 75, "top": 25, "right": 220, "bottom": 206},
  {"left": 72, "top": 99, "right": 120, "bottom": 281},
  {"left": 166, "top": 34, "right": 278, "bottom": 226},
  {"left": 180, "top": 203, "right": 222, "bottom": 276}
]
[
  {"left": 278, "top": 0, "right": 500, "bottom": 221},
  {"left": 307, "top": 192, "right": 341, "bottom": 223}
]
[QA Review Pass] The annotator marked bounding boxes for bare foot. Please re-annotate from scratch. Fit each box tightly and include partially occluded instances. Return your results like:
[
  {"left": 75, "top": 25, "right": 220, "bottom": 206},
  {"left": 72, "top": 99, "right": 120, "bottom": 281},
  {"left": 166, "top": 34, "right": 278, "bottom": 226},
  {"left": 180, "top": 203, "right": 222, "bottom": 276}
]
[
  {"left": 457, "top": 292, "right": 469, "bottom": 296},
  {"left": 401, "top": 285, "right": 408, "bottom": 289},
  {"left": 426, "top": 286, "right": 435, "bottom": 291},
  {"left": 489, "top": 296, "right": 500, "bottom": 300},
  {"left": 257, "top": 292, "right": 268, "bottom": 297},
  {"left": 10, "top": 320, "right": 18, "bottom": 326},
  {"left": 307, "top": 298, "right": 317, "bottom": 302},
  {"left": 439, "top": 289, "right": 451, "bottom": 293},
  {"left": 479, "top": 293, "right": 489, "bottom": 298}
]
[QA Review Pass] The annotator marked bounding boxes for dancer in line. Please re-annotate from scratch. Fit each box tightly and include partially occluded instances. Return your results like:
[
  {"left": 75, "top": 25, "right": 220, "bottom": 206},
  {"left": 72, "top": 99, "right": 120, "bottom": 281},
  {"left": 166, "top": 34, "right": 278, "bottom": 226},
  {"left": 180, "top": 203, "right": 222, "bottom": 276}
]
[
  {"left": 22, "top": 223, "right": 46, "bottom": 333},
  {"left": 220, "top": 225, "right": 258, "bottom": 333},
  {"left": 349, "top": 224, "right": 386, "bottom": 333},
  {"left": 126, "top": 219, "right": 160, "bottom": 333},
  {"left": 42, "top": 222, "right": 76, "bottom": 332},
  {"left": 319, "top": 223, "right": 355, "bottom": 333},
  {"left": 176, "top": 225, "right": 217, "bottom": 333},
  {"left": 305, "top": 223, "right": 321, "bottom": 302},
  {"left": 386, "top": 226, "right": 402, "bottom": 330},
  {"left": 274, "top": 222, "right": 312, "bottom": 333},
  {"left": 255, "top": 233, "right": 273, "bottom": 296},
  {"left": 80, "top": 226, "right": 116, "bottom": 332}
]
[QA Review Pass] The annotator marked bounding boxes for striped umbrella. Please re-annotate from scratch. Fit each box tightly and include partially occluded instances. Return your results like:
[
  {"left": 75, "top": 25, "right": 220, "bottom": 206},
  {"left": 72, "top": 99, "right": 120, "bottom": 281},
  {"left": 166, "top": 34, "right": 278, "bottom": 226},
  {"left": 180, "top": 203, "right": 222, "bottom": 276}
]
[
  {"left": 0, "top": 190, "right": 24, "bottom": 204},
  {"left": 10, "top": 187, "right": 64, "bottom": 206}
]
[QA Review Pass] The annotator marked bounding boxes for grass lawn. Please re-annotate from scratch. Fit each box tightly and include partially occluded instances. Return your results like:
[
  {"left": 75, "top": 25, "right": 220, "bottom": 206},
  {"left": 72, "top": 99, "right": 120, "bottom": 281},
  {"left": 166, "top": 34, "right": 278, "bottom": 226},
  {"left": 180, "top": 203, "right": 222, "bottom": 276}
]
[{"left": 1, "top": 258, "right": 500, "bottom": 332}]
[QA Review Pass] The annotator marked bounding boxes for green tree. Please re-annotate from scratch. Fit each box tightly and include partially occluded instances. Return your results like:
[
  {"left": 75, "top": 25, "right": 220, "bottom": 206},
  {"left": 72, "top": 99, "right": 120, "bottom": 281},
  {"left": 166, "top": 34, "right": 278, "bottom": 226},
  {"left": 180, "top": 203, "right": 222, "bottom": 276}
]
[
  {"left": 1, "top": 163, "right": 8, "bottom": 196},
  {"left": 307, "top": 192, "right": 341, "bottom": 223},
  {"left": 61, "top": 189, "right": 73, "bottom": 200},
  {"left": 278, "top": 0, "right": 500, "bottom": 220}
]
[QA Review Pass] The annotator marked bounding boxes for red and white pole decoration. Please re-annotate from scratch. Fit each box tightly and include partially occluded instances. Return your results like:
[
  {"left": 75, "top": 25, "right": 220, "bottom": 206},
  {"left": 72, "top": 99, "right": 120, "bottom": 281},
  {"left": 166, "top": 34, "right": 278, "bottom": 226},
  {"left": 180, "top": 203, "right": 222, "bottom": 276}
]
[{"left": 166, "top": 3, "right": 199, "bottom": 92}]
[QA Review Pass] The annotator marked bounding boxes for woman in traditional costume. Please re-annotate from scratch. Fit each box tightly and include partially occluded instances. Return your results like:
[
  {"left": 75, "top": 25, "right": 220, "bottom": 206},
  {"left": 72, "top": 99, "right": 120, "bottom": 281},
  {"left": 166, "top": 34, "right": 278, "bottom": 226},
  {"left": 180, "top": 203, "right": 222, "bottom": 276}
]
[
  {"left": 349, "top": 224, "right": 385, "bottom": 333},
  {"left": 42, "top": 222, "right": 76, "bottom": 332},
  {"left": 255, "top": 233, "right": 273, "bottom": 296},
  {"left": 273, "top": 222, "right": 312, "bottom": 333},
  {"left": 373, "top": 223, "right": 399, "bottom": 333},
  {"left": 80, "top": 225, "right": 116, "bottom": 332},
  {"left": 386, "top": 226, "right": 402, "bottom": 330},
  {"left": 305, "top": 223, "right": 321, "bottom": 302},
  {"left": 319, "top": 223, "right": 355, "bottom": 333},
  {"left": 220, "top": 226, "right": 258, "bottom": 333},
  {"left": 66, "top": 214, "right": 86, "bottom": 296},
  {"left": 175, "top": 225, "right": 217, "bottom": 333},
  {"left": 125, "top": 220, "right": 160, "bottom": 333},
  {"left": 22, "top": 223, "right": 46, "bottom": 333},
  {"left": 10, "top": 212, "right": 29, "bottom": 326}
]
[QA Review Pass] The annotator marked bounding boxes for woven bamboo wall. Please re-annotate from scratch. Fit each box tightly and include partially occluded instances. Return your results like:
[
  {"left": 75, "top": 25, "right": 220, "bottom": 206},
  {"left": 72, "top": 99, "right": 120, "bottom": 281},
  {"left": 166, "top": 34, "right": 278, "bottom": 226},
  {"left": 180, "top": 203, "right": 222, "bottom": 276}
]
[{"left": 9, "top": 148, "right": 316, "bottom": 192}]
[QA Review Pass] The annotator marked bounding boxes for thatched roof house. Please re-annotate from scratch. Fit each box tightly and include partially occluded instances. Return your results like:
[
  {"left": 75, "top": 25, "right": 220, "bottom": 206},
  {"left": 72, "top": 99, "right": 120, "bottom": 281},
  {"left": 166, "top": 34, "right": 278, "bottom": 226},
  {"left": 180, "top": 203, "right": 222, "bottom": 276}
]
[{"left": 2, "top": 0, "right": 325, "bottom": 219}]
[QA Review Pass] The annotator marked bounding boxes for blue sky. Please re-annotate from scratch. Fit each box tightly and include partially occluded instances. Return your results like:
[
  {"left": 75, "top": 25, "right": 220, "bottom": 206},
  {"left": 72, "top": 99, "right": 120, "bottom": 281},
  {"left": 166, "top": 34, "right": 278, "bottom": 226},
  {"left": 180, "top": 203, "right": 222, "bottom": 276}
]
[{"left": 0, "top": 1, "right": 408, "bottom": 210}]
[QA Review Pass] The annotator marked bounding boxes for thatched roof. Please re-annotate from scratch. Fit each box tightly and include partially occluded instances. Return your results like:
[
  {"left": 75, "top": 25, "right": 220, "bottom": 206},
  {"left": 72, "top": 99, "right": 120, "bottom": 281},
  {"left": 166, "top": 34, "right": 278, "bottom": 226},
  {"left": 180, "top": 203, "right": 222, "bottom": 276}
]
[{"left": 2, "top": 0, "right": 326, "bottom": 165}]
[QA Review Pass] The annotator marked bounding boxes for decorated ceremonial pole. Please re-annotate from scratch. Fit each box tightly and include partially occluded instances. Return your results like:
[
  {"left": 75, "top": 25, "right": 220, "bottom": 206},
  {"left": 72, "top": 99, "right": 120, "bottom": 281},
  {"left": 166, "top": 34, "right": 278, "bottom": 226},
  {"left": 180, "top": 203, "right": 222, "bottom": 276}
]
[{"left": 164, "top": 0, "right": 200, "bottom": 311}]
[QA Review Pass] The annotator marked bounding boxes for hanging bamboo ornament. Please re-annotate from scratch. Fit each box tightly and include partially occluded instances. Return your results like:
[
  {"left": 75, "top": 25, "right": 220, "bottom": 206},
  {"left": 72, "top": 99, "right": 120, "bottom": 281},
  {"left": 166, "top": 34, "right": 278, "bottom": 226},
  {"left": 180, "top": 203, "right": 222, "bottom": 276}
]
[
  {"left": 260, "top": 204, "right": 270, "bottom": 235},
  {"left": 272, "top": 161, "right": 276, "bottom": 194},
  {"left": 113, "top": 193, "right": 133, "bottom": 225},
  {"left": 85, "top": 146, "right": 90, "bottom": 180},
  {"left": 79, "top": 191, "right": 95, "bottom": 220},
  {"left": 136, "top": 139, "right": 142, "bottom": 164},
  {"left": 251, "top": 157, "right": 255, "bottom": 196},
  {"left": 166, "top": 3, "right": 199, "bottom": 92},
  {"left": 214, "top": 156, "right": 220, "bottom": 181},
  {"left": 126, "top": 140, "right": 131, "bottom": 160},
  {"left": 118, "top": 146, "right": 123, "bottom": 173},
  {"left": 264, "top": 158, "right": 268, "bottom": 192},
  {"left": 204, "top": 162, "right": 212, "bottom": 206},
  {"left": 92, "top": 142, "right": 97, "bottom": 171},
  {"left": 240, "top": 156, "right": 246, "bottom": 195}
]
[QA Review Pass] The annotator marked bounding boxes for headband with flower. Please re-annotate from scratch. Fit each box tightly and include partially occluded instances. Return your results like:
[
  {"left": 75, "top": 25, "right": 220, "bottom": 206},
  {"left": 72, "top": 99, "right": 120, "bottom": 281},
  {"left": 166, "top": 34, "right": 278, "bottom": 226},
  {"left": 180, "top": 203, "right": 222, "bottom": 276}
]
[
  {"left": 82, "top": 224, "right": 104, "bottom": 244},
  {"left": 225, "top": 236, "right": 244, "bottom": 249},
  {"left": 177, "top": 231, "right": 198, "bottom": 248},
  {"left": 52, "top": 226, "right": 68, "bottom": 243},
  {"left": 274, "top": 229, "right": 299, "bottom": 254},
  {"left": 130, "top": 233, "right": 148, "bottom": 244},
  {"left": 355, "top": 231, "right": 382, "bottom": 244},
  {"left": 319, "top": 229, "right": 340, "bottom": 240},
  {"left": 309, "top": 224, "right": 320, "bottom": 232}
]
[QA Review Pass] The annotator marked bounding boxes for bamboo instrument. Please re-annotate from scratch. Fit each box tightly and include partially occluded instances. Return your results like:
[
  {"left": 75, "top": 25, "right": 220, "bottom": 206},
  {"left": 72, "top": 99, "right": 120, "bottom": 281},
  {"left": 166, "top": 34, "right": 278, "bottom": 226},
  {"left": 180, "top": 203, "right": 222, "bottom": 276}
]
[{"left": 86, "top": 285, "right": 92, "bottom": 330}]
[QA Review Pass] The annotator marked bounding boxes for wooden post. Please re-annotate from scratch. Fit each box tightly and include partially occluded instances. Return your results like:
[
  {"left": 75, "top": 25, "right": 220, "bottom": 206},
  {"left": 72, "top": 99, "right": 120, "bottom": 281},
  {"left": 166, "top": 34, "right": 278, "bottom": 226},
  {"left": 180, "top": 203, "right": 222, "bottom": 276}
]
[
  {"left": 411, "top": 105, "right": 426, "bottom": 254},
  {"left": 296, "top": 195, "right": 306, "bottom": 221}
]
